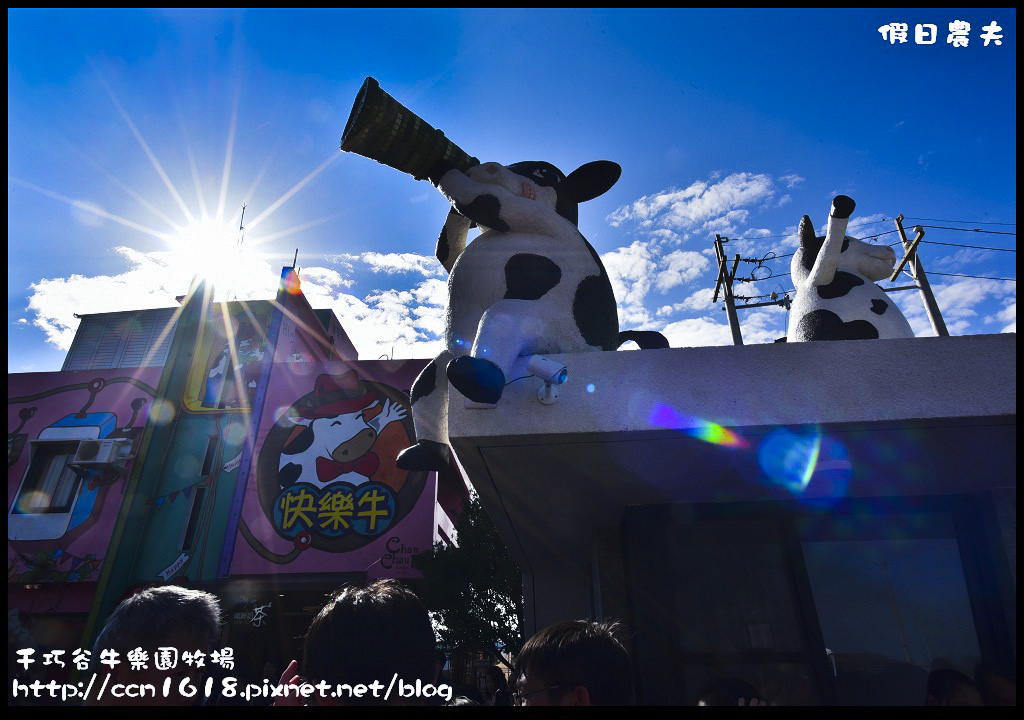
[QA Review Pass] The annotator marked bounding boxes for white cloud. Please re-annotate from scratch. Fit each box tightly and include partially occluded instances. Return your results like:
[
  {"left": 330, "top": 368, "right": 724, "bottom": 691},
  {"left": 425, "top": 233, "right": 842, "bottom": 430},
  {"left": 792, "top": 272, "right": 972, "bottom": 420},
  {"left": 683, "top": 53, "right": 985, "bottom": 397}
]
[
  {"left": 778, "top": 174, "right": 805, "bottom": 189},
  {"left": 26, "top": 246, "right": 279, "bottom": 350},
  {"left": 902, "top": 277, "right": 1015, "bottom": 338},
  {"left": 609, "top": 173, "right": 777, "bottom": 241},
  {"left": 655, "top": 250, "right": 710, "bottom": 292},
  {"left": 997, "top": 301, "right": 1016, "bottom": 332},
  {"left": 933, "top": 248, "right": 990, "bottom": 268},
  {"left": 298, "top": 266, "right": 351, "bottom": 290},
  {"left": 658, "top": 288, "right": 717, "bottom": 316},
  {"left": 659, "top": 317, "right": 735, "bottom": 348},
  {"left": 601, "top": 241, "right": 657, "bottom": 328},
  {"left": 323, "top": 280, "right": 447, "bottom": 360},
  {"left": 335, "top": 251, "right": 443, "bottom": 277}
]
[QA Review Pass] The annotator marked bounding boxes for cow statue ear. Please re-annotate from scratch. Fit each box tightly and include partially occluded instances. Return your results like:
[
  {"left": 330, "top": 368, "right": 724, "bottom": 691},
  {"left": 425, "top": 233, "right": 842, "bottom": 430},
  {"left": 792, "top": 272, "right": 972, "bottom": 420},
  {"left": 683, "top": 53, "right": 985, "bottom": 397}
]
[
  {"left": 563, "top": 161, "right": 621, "bottom": 203},
  {"left": 799, "top": 215, "right": 817, "bottom": 246}
]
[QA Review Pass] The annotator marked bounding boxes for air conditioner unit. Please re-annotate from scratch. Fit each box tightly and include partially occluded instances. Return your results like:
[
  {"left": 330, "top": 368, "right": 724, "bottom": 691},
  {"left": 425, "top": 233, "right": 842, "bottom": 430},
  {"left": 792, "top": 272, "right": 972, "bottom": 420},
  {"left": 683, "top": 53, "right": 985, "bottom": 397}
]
[{"left": 73, "top": 439, "right": 128, "bottom": 466}]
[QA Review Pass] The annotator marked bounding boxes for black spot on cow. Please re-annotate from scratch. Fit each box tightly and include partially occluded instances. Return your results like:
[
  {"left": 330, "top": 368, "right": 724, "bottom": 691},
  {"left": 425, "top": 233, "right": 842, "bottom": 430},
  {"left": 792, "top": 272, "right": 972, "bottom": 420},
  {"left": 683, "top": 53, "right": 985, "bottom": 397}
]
[
  {"left": 507, "top": 161, "right": 565, "bottom": 188},
  {"left": 871, "top": 299, "right": 889, "bottom": 315},
  {"left": 446, "top": 355, "right": 505, "bottom": 405},
  {"left": 454, "top": 194, "right": 509, "bottom": 233},
  {"left": 281, "top": 424, "right": 314, "bottom": 455},
  {"left": 841, "top": 236, "right": 850, "bottom": 253},
  {"left": 796, "top": 310, "right": 880, "bottom": 341},
  {"left": 436, "top": 225, "right": 450, "bottom": 266},
  {"left": 410, "top": 359, "right": 438, "bottom": 404},
  {"left": 817, "top": 271, "right": 865, "bottom": 300},
  {"left": 504, "top": 254, "right": 562, "bottom": 300},
  {"left": 279, "top": 462, "right": 302, "bottom": 488},
  {"left": 573, "top": 274, "right": 619, "bottom": 350}
]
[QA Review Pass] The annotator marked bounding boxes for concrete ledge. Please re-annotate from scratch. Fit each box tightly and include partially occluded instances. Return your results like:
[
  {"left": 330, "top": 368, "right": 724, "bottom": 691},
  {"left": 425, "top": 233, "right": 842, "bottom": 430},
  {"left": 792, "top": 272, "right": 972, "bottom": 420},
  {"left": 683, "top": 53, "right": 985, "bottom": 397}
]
[{"left": 449, "top": 333, "right": 1015, "bottom": 441}]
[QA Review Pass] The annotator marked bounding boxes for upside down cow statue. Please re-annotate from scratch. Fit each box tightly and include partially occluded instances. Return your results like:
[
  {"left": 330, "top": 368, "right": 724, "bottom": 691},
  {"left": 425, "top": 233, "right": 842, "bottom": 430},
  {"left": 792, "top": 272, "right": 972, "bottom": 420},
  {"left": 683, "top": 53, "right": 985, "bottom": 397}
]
[
  {"left": 395, "top": 159, "right": 667, "bottom": 471},
  {"left": 787, "top": 195, "right": 914, "bottom": 343}
]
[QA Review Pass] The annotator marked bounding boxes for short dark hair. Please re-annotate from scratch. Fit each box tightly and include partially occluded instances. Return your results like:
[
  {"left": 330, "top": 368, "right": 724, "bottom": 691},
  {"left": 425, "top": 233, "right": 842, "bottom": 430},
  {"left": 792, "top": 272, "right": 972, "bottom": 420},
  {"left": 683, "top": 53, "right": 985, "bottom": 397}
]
[
  {"left": 302, "top": 579, "right": 436, "bottom": 701},
  {"left": 513, "top": 619, "right": 633, "bottom": 705},
  {"left": 94, "top": 584, "right": 222, "bottom": 655}
]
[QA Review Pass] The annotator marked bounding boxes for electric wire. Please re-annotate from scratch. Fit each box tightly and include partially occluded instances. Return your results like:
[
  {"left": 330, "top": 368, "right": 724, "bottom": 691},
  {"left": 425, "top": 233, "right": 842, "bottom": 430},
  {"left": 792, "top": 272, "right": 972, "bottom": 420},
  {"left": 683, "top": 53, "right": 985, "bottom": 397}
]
[{"left": 928, "top": 271, "right": 1015, "bottom": 282}]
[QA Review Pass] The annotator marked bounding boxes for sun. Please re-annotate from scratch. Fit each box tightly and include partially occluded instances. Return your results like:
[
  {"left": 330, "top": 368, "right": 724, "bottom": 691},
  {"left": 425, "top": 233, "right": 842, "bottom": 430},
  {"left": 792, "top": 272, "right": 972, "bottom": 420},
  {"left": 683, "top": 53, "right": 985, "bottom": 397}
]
[{"left": 168, "top": 216, "right": 269, "bottom": 299}]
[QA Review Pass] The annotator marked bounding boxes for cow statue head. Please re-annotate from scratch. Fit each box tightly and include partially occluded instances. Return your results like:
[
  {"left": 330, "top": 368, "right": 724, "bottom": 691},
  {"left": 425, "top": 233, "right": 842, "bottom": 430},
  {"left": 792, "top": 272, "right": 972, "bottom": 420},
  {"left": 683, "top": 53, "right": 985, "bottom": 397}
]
[
  {"left": 787, "top": 195, "right": 914, "bottom": 342},
  {"left": 278, "top": 372, "right": 406, "bottom": 488}
]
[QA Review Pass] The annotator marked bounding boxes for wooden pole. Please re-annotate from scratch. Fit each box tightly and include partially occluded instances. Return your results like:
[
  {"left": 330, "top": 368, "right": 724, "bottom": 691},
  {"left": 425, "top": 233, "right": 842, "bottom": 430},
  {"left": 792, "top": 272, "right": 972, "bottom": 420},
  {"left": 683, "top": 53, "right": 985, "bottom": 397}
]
[
  {"left": 712, "top": 236, "right": 744, "bottom": 345},
  {"left": 894, "top": 215, "right": 949, "bottom": 336}
]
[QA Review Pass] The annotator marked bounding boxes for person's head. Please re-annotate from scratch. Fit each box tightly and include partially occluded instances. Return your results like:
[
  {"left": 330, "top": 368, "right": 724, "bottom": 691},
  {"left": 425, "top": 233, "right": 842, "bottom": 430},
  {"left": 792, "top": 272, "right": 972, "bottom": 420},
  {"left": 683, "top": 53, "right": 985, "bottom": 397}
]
[
  {"left": 512, "top": 619, "right": 633, "bottom": 706},
  {"left": 484, "top": 665, "right": 508, "bottom": 693},
  {"left": 698, "top": 677, "right": 766, "bottom": 706},
  {"left": 302, "top": 579, "right": 436, "bottom": 705},
  {"left": 92, "top": 584, "right": 222, "bottom": 706},
  {"left": 974, "top": 661, "right": 1017, "bottom": 706},
  {"left": 926, "top": 668, "right": 982, "bottom": 706}
]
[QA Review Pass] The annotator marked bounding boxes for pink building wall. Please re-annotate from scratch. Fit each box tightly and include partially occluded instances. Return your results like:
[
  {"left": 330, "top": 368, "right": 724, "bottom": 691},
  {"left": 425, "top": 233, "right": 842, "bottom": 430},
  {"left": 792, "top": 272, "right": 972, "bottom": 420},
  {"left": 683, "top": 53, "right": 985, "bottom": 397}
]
[
  {"left": 8, "top": 368, "right": 162, "bottom": 610},
  {"left": 228, "top": 358, "right": 437, "bottom": 578}
]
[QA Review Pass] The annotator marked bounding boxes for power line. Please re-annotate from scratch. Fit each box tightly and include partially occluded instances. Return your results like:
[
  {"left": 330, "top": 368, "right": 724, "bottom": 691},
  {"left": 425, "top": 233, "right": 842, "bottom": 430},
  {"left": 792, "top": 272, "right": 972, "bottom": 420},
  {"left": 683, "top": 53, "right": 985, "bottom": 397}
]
[
  {"left": 860, "top": 228, "right": 902, "bottom": 239},
  {"left": 730, "top": 218, "right": 894, "bottom": 243},
  {"left": 917, "top": 225, "right": 1016, "bottom": 236},
  {"left": 929, "top": 271, "right": 1016, "bottom": 282},
  {"left": 903, "top": 216, "right": 1015, "bottom": 226},
  {"left": 920, "top": 240, "right": 1015, "bottom": 253}
]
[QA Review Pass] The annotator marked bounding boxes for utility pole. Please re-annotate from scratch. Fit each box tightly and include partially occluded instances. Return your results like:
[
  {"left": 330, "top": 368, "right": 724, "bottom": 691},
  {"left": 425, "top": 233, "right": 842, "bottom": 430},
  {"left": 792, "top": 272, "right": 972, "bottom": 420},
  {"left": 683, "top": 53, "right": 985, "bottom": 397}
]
[
  {"left": 892, "top": 215, "right": 949, "bottom": 336},
  {"left": 713, "top": 235, "right": 744, "bottom": 345}
]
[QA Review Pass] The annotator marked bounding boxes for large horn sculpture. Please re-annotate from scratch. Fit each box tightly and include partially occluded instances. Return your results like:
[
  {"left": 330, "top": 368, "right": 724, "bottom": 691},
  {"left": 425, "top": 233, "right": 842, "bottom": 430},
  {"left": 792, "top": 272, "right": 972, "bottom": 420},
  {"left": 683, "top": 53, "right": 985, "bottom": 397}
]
[{"left": 340, "top": 77, "right": 477, "bottom": 180}]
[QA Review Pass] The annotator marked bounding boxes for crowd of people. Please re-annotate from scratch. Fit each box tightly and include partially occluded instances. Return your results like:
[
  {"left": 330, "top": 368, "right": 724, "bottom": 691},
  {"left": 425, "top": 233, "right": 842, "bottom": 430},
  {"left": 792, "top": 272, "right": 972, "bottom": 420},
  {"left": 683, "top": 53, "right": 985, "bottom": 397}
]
[{"left": 14, "top": 580, "right": 1015, "bottom": 708}]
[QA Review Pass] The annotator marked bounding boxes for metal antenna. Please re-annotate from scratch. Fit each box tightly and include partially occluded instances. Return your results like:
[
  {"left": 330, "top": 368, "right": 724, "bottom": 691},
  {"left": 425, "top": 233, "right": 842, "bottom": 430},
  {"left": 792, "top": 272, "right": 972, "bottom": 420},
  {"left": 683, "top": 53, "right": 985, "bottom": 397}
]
[{"left": 236, "top": 203, "right": 247, "bottom": 249}]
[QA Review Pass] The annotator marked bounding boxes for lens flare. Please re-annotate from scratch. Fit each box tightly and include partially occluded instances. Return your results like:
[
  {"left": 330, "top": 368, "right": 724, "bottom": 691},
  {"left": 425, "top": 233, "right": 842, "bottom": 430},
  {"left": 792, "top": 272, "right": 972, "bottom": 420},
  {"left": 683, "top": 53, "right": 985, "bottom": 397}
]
[
  {"left": 223, "top": 420, "right": 248, "bottom": 445},
  {"left": 649, "top": 403, "right": 747, "bottom": 448},
  {"left": 149, "top": 399, "right": 176, "bottom": 426},
  {"left": 757, "top": 428, "right": 823, "bottom": 493}
]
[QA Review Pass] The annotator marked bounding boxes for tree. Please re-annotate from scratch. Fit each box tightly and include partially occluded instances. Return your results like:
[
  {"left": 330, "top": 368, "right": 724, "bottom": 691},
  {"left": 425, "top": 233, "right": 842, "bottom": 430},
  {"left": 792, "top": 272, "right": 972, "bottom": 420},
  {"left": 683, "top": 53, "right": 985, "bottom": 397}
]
[{"left": 413, "top": 493, "right": 524, "bottom": 659}]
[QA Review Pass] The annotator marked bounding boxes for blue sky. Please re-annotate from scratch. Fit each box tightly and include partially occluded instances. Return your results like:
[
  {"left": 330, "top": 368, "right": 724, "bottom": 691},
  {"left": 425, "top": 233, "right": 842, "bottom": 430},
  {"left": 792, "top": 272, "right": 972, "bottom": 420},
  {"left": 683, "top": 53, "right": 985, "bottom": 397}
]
[{"left": 8, "top": 9, "right": 1017, "bottom": 372}]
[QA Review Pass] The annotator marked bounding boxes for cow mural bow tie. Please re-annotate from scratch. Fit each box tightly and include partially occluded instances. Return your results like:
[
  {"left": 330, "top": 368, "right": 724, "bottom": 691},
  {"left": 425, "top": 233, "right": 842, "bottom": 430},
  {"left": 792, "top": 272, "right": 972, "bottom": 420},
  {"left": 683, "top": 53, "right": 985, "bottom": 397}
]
[{"left": 316, "top": 453, "right": 380, "bottom": 482}]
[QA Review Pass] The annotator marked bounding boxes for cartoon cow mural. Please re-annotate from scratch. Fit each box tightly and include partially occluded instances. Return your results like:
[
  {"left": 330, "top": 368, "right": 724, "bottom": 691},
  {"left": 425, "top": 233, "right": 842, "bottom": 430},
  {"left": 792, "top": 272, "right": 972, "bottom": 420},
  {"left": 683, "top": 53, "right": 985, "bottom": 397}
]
[
  {"left": 396, "top": 159, "right": 668, "bottom": 471},
  {"left": 279, "top": 373, "right": 407, "bottom": 488},
  {"left": 787, "top": 195, "right": 914, "bottom": 342}
]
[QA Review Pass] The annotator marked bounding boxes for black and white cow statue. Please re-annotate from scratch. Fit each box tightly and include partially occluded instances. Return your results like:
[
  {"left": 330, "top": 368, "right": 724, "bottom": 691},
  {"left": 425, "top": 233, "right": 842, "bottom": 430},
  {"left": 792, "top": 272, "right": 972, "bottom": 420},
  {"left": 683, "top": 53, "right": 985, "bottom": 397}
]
[
  {"left": 787, "top": 195, "right": 914, "bottom": 342},
  {"left": 279, "top": 373, "right": 407, "bottom": 488},
  {"left": 396, "top": 159, "right": 667, "bottom": 471}
]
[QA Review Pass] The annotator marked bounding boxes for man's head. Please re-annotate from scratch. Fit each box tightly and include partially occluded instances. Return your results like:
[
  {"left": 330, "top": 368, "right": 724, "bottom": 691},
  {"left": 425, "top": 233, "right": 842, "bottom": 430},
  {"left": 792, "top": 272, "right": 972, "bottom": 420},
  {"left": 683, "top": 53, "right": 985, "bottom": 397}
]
[
  {"left": 302, "top": 579, "right": 436, "bottom": 705},
  {"left": 926, "top": 668, "right": 983, "bottom": 706},
  {"left": 92, "top": 584, "right": 222, "bottom": 706},
  {"left": 512, "top": 620, "right": 633, "bottom": 706}
]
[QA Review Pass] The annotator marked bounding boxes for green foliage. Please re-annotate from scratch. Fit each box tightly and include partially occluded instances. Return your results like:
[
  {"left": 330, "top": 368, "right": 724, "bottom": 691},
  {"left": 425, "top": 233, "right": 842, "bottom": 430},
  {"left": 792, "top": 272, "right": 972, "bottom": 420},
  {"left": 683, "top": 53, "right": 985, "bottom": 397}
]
[{"left": 413, "top": 494, "right": 524, "bottom": 658}]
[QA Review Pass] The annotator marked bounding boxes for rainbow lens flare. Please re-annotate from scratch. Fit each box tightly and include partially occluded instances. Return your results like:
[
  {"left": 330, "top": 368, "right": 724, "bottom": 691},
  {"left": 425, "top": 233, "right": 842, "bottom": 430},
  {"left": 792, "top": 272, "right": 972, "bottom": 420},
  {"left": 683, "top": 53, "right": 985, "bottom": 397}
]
[{"left": 649, "top": 403, "right": 747, "bottom": 448}]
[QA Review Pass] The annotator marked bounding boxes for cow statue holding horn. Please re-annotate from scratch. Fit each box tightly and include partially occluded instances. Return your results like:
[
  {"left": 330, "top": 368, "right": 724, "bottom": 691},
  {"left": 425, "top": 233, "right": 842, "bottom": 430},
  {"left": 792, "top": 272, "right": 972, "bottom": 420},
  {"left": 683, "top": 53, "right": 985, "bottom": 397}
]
[
  {"left": 339, "top": 77, "right": 666, "bottom": 473},
  {"left": 787, "top": 195, "right": 914, "bottom": 342}
]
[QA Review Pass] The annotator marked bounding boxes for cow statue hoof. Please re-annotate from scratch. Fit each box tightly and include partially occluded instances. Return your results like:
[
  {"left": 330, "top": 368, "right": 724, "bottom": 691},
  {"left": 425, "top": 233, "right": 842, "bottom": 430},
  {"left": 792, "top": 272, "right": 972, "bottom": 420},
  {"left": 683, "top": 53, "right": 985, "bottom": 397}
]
[
  {"left": 446, "top": 355, "right": 505, "bottom": 405},
  {"left": 396, "top": 439, "right": 450, "bottom": 472}
]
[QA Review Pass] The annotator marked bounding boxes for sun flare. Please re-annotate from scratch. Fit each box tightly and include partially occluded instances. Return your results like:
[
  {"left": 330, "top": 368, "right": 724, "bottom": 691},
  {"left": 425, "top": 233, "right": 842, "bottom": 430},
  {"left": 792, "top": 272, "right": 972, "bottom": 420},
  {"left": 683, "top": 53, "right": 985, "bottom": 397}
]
[{"left": 168, "top": 216, "right": 270, "bottom": 299}]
